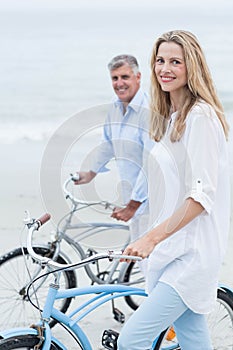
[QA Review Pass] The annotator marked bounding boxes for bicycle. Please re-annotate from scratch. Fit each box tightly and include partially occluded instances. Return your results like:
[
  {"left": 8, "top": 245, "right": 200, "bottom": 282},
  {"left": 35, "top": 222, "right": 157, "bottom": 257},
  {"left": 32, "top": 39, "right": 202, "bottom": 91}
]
[
  {"left": 0, "top": 214, "right": 232, "bottom": 349},
  {"left": 0, "top": 175, "right": 144, "bottom": 329}
]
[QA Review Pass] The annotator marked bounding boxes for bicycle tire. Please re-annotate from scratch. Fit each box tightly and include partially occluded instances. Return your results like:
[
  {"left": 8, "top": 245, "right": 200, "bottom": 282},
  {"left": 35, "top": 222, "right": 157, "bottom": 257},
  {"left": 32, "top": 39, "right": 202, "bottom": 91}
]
[
  {"left": 153, "top": 289, "right": 233, "bottom": 350},
  {"left": 122, "top": 261, "right": 145, "bottom": 310},
  {"left": 0, "top": 246, "right": 76, "bottom": 329},
  {"left": 0, "top": 335, "right": 63, "bottom": 349},
  {"left": 206, "top": 289, "right": 233, "bottom": 349}
]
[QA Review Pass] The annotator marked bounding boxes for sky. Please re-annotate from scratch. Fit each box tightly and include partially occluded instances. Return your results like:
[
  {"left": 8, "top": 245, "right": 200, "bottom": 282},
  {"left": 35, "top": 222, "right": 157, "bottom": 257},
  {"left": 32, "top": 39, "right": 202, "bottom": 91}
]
[{"left": 0, "top": 0, "right": 232, "bottom": 11}]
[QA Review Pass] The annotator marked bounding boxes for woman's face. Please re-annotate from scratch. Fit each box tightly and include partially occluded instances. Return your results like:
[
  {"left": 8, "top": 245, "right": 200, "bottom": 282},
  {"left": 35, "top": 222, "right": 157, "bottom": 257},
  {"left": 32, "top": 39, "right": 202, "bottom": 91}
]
[{"left": 154, "top": 41, "right": 187, "bottom": 96}]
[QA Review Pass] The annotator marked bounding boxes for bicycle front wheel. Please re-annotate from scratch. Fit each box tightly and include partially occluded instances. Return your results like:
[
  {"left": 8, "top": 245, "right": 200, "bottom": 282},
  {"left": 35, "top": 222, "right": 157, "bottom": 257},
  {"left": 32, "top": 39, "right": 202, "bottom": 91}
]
[
  {"left": 0, "top": 335, "right": 63, "bottom": 349},
  {"left": 0, "top": 246, "right": 76, "bottom": 329},
  {"left": 153, "top": 289, "right": 233, "bottom": 350}
]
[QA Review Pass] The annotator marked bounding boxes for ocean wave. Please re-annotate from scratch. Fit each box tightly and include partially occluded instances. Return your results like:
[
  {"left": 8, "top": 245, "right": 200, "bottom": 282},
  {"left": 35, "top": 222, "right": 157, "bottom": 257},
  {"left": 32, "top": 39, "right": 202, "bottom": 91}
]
[
  {"left": 0, "top": 105, "right": 109, "bottom": 144},
  {"left": 0, "top": 121, "right": 57, "bottom": 144}
]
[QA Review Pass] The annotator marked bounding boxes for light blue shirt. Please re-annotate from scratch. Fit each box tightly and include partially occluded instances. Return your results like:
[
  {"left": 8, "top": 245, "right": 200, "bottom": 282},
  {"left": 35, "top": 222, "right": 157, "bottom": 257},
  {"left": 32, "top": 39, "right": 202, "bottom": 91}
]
[{"left": 91, "top": 88, "right": 154, "bottom": 212}]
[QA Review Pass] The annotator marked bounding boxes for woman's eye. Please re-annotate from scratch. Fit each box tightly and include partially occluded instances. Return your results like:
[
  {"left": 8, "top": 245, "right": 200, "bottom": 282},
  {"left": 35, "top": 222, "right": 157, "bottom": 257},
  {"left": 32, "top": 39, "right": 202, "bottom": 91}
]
[{"left": 156, "top": 58, "right": 164, "bottom": 64}]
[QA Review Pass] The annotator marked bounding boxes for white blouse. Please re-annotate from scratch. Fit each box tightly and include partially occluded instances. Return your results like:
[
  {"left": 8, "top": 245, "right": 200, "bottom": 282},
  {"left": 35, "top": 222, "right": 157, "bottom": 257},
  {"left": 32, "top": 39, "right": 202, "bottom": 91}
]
[{"left": 146, "top": 102, "right": 230, "bottom": 313}]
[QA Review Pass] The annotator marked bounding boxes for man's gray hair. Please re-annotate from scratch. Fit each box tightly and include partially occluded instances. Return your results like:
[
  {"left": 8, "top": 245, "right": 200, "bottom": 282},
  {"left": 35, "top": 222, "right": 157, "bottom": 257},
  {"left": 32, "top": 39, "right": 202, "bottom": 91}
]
[{"left": 108, "top": 54, "right": 139, "bottom": 74}]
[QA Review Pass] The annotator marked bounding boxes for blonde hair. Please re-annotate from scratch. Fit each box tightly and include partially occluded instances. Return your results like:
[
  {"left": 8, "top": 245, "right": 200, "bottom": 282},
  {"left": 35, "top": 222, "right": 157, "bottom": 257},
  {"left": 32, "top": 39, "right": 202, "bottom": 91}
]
[{"left": 150, "top": 30, "right": 229, "bottom": 141}]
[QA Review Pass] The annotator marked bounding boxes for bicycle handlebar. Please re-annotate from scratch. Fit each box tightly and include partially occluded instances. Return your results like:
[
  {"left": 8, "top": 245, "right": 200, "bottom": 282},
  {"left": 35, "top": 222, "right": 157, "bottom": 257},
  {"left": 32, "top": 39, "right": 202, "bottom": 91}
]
[
  {"left": 63, "top": 174, "right": 124, "bottom": 210},
  {"left": 26, "top": 213, "right": 141, "bottom": 270},
  {"left": 36, "top": 213, "right": 51, "bottom": 226}
]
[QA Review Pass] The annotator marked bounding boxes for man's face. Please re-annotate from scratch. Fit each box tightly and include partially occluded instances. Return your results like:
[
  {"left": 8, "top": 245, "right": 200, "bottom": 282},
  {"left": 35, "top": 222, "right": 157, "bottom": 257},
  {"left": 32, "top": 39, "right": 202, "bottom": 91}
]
[{"left": 110, "top": 64, "right": 141, "bottom": 104}]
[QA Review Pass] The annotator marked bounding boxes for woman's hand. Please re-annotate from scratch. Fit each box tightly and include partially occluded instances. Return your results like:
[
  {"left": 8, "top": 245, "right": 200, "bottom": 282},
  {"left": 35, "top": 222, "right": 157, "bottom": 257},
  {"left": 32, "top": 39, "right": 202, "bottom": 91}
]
[
  {"left": 121, "top": 233, "right": 156, "bottom": 262},
  {"left": 121, "top": 198, "right": 204, "bottom": 262}
]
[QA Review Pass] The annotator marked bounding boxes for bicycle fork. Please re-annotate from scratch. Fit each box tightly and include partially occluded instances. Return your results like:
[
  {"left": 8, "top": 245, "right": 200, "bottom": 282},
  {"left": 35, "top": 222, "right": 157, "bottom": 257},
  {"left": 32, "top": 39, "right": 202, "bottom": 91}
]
[{"left": 34, "top": 282, "right": 59, "bottom": 349}]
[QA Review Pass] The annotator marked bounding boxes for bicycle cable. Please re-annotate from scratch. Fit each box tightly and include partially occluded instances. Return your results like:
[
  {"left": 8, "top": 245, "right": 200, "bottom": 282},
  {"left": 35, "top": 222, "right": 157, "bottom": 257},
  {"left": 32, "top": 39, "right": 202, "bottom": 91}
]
[
  {"left": 26, "top": 255, "right": 110, "bottom": 310},
  {"left": 26, "top": 258, "right": 109, "bottom": 345}
]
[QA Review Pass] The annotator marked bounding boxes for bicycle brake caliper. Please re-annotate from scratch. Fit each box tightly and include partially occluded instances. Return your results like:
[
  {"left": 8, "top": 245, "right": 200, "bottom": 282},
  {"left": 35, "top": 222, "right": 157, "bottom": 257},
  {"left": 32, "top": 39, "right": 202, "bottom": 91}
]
[
  {"left": 102, "top": 329, "right": 119, "bottom": 350},
  {"left": 30, "top": 324, "right": 44, "bottom": 349}
]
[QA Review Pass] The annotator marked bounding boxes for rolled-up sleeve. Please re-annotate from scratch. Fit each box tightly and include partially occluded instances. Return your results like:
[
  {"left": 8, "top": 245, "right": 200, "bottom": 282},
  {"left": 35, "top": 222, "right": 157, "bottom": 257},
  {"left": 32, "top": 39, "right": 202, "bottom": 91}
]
[{"left": 184, "top": 110, "right": 220, "bottom": 214}]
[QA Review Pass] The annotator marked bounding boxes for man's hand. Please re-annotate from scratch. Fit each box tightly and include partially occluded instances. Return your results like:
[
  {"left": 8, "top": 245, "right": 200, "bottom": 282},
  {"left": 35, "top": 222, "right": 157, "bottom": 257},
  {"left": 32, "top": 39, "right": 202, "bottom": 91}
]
[
  {"left": 73, "top": 171, "right": 96, "bottom": 185},
  {"left": 111, "top": 200, "right": 141, "bottom": 222}
]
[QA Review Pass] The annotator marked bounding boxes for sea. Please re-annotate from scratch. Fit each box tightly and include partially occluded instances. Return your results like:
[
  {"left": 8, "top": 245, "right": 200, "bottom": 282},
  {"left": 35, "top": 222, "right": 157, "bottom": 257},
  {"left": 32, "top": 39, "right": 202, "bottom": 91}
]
[
  {"left": 0, "top": 0, "right": 233, "bottom": 212},
  {"left": 0, "top": 0, "right": 233, "bottom": 145}
]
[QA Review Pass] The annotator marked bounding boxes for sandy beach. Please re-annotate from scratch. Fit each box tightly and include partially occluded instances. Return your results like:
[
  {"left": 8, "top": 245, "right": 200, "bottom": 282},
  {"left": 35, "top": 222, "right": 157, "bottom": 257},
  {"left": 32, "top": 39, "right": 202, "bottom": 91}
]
[
  {"left": 1, "top": 137, "right": 232, "bottom": 280},
  {"left": 0, "top": 137, "right": 140, "bottom": 349},
  {"left": 0, "top": 137, "right": 233, "bottom": 349}
]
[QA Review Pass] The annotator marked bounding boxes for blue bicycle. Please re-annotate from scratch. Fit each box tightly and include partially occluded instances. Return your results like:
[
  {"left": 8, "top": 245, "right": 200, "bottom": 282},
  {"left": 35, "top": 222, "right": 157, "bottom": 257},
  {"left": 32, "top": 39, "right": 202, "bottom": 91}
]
[{"left": 0, "top": 214, "right": 232, "bottom": 349}]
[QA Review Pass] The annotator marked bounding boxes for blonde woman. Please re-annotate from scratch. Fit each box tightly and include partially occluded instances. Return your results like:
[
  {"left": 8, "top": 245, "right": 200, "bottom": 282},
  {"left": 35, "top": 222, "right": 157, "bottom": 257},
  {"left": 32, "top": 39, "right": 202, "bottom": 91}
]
[{"left": 118, "top": 30, "right": 230, "bottom": 350}]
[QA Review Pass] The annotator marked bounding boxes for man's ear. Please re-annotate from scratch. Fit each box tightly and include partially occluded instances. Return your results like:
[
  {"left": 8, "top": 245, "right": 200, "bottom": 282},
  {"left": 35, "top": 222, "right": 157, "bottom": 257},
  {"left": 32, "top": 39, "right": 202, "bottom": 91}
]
[{"left": 137, "top": 72, "right": 141, "bottom": 80}]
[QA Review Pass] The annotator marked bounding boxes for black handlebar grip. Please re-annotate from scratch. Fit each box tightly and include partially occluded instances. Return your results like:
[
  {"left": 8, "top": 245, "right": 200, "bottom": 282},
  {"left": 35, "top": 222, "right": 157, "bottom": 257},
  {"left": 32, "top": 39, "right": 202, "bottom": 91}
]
[{"left": 37, "top": 213, "right": 51, "bottom": 226}]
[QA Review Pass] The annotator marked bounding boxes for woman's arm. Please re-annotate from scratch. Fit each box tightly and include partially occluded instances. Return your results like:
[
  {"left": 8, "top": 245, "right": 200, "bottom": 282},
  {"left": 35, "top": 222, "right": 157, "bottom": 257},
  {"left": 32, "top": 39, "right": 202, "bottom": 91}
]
[{"left": 122, "top": 197, "right": 204, "bottom": 260}]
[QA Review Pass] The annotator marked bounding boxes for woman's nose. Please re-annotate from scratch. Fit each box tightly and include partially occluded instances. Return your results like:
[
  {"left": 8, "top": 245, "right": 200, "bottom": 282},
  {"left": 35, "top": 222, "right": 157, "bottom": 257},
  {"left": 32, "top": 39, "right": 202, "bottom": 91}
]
[{"left": 161, "top": 62, "right": 171, "bottom": 73}]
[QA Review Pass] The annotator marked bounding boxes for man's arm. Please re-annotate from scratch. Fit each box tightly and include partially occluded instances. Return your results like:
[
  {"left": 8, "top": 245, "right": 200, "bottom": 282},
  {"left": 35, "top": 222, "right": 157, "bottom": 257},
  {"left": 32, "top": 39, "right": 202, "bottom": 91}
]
[{"left": 111, "top": 199, "right": 142, "bottom": 222}]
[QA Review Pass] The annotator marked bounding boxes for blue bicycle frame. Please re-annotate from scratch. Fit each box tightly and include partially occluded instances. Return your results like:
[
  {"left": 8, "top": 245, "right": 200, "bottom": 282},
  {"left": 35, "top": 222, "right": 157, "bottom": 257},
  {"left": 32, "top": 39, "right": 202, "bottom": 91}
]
[
  {"left": 0, "top": 283, "right": 151, "bottom": 350},
  {"left": 1, "top": 279, "right": 231, "bottom": 350},
  {"left": 0, "top": 214, "right": 165, "bottom": 350},
  {"left": 1, "top": 215, "right": 232, "bottom": 350}
]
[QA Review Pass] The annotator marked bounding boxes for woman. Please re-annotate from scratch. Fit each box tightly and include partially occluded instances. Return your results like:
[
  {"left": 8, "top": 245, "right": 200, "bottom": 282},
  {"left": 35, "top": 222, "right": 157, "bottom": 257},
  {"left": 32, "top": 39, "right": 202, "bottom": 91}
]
[{"left": 117, "top": 30, "right": 230, "bottom": 350}]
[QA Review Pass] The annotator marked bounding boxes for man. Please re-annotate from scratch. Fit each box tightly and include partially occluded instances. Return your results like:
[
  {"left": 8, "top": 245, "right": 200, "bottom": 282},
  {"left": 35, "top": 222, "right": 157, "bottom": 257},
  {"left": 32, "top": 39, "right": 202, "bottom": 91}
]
[{"left": 75, "top": 54, "right": 153, "bottom": 243}]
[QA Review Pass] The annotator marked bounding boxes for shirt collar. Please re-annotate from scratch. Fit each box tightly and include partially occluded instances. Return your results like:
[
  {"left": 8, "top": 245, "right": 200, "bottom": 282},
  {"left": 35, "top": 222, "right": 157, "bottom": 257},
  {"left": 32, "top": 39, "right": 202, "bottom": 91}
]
[
  {"left": 114, "top": 88, "right": 145, "bottom": 113},
  {"left": 170, "top": 110, "right": 179, "bottom": 121}
]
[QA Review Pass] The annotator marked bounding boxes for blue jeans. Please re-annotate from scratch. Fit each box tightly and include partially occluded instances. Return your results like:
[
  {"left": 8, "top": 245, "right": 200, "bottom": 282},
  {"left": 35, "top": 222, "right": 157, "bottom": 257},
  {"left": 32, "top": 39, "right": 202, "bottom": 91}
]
[{"left": 117, "top": 281, "right": 212, "bottom": 350}]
